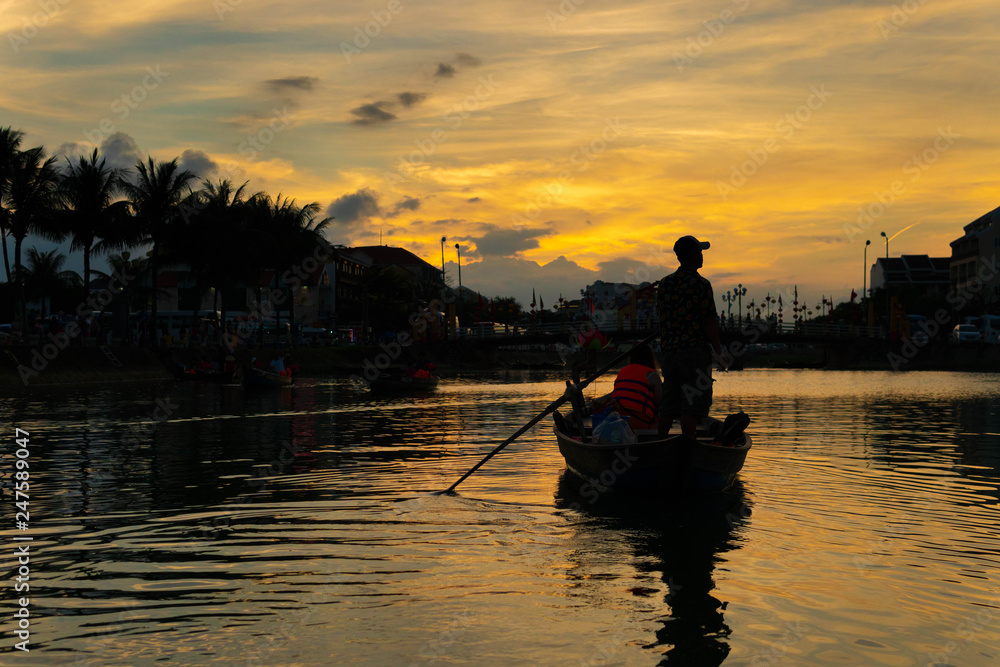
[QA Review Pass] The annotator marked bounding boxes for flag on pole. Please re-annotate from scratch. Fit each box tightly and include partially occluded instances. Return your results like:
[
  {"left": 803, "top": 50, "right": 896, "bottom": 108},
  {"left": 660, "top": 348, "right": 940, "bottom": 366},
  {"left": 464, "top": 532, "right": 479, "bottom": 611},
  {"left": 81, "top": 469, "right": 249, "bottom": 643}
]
[
  {"left": 539, "top": 295, "right": 544, "bottom": 310},
  {"left": 531, "top": 289, "right": 536, "bottom": 309},
  {"left": 778, "top": 294, "right": 783, "bottom": 306},
  {"left": 850, "top": 289, "right": 857, "bottom": 302}
]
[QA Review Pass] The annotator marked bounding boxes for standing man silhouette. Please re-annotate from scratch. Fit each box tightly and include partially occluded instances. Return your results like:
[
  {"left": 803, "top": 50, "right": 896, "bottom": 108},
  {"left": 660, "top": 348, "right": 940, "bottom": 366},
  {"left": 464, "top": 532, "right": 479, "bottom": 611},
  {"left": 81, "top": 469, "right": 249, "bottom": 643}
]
[{"left": 657, "top": 235, "right": 725, "bottom": 438}]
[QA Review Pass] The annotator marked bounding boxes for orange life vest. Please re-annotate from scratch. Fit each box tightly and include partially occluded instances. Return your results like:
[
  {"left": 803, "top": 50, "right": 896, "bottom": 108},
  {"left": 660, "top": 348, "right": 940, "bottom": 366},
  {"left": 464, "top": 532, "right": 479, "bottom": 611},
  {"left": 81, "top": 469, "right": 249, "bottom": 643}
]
[{"left": 612, "top": 364, "right": 658, "bottom": 427}]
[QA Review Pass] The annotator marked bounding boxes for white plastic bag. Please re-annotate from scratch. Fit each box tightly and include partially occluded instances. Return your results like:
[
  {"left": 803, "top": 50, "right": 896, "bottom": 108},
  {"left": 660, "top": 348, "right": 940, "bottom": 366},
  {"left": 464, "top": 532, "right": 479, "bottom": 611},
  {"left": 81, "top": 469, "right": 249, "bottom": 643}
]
[{"left": 592, "top": 411, "right": 637, "bottom": 445}]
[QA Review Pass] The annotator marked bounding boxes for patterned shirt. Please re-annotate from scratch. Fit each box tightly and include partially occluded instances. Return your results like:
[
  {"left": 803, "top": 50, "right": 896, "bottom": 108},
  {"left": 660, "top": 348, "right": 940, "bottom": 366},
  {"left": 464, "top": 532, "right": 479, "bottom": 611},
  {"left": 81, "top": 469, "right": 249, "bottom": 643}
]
[{"left": 658, "top": 267, "right": 717, "bottom": 352}]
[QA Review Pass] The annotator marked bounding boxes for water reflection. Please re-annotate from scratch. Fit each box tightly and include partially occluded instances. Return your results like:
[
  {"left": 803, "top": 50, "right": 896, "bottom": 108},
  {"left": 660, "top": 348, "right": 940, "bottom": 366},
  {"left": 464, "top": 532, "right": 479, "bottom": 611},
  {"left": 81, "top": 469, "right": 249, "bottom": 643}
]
[
  {"left": 3, "top": 370, "right": 999, "bottom": 665},
  {"left": 555, "top": 474, "right": 751, "bottom": 666}
]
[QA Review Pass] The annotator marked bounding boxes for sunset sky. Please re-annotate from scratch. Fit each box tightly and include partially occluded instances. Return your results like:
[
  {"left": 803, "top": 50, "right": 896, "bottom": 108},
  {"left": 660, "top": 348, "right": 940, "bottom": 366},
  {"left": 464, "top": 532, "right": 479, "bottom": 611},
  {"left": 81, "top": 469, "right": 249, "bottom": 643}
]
[{"left": 3, "top": 0, "right": 1000, "bottom": 313}]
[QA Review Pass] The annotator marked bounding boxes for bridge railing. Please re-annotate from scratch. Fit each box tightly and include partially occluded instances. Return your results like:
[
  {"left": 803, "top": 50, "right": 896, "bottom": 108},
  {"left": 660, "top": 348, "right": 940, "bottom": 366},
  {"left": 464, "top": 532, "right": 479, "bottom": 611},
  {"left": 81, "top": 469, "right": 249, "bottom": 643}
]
[
  {"left": 746, "top": 321, "right": 884, "bottom": 337},
  {"left": 456, "top": 319, "right": 885, "bottom": 340}
]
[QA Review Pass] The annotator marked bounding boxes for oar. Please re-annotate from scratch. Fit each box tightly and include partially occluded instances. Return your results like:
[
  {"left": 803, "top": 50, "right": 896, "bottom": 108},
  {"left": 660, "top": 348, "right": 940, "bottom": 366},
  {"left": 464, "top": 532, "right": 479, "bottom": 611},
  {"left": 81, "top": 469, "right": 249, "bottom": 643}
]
[{"left": 442, "top": 331, "right": 658, "bottom": 494}]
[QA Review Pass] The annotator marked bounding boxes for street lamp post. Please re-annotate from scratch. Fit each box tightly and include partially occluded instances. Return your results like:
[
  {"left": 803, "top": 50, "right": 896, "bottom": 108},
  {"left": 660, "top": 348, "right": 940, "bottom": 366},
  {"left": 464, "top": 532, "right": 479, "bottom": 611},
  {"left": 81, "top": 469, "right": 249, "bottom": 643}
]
[
  {"left": 440, "top": 236, "right": 447, "bottom": 281},
  {"left": 440, "top": 236, "right": 448, "bottom": 337},
  {"left": 455, "top": 243, "right": 463, "bottom": 328},
  {"left": 722, "top": 290, "right": 735, "bottom": 329},
  {"left": 881, "top": 231, "right": 889, "bottom": 338},
  {"left": 864, "top": 239, "right": 871, "bottom": 326},
  {"left": 735, "top": 284, "right": 747, "bottom": 327},
  {"left": 864, "top": 239, "right": 871, "bottom": 300}
]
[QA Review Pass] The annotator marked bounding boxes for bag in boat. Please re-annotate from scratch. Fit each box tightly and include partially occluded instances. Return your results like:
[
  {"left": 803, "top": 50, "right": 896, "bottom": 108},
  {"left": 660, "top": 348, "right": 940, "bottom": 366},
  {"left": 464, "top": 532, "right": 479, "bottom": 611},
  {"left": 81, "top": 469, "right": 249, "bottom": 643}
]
[
  {"left": 713, "top": 410, "right": 751, "bottom": 446},
  {"left": 592, "top": 411, "right": 637, "bottom": 445}
]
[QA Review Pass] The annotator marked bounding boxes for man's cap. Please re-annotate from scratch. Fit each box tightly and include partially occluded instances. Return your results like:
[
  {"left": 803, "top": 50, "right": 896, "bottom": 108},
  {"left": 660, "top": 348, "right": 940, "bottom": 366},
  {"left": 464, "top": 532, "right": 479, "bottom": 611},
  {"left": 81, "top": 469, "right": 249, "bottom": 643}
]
[{"left": 673, "top": 235, "right": 711, "bottom": 255}]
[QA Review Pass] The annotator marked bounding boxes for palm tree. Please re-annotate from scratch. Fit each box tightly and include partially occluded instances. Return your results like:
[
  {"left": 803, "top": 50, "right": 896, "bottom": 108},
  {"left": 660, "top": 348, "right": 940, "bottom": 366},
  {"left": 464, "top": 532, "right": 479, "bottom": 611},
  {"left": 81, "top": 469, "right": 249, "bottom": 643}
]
[
  {"left": 56, "top": 149, "right": 130, "bottom": 302},
  {"left": 21, "top": 247, "right": 82, "bottom": 316},
  {"left": 171, "top": 179, "right": 258, "bottom": 341},
  {"left": 253, "top": 194, "right": 332, "bottom": 340},
  {"left": 2, "top": 145, "right": 64, "bottom": 323},
  {"left": 0, "top": 126, "right": 25, "bottom": 283},
  {"left": 119, "top": 157, "right": 197, "bottom": 345},
  {"left": 243, "top": 193, "right": 282, "bottom": 344}
]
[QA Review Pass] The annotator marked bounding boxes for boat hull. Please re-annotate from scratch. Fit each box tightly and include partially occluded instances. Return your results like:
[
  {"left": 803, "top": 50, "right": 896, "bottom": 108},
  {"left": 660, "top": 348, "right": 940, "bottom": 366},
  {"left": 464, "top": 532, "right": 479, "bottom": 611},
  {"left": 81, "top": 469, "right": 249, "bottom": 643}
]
[
  {"left": 244, "top": 368, "right": 293, "bottom": 389},
  {"left": 554, "top": 419, "right": 750, "bottom": 494},
  {"left": 161, "top": 355, "right": 240, "bottom": 384}
]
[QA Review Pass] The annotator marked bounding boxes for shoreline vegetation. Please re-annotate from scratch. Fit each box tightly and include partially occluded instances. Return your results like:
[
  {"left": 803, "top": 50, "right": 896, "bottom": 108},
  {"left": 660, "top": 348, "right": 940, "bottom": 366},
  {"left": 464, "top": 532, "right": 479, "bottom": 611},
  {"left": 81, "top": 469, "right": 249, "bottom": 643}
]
[{"left": 2, "top": 341, "right": 999, "bottom": 388}]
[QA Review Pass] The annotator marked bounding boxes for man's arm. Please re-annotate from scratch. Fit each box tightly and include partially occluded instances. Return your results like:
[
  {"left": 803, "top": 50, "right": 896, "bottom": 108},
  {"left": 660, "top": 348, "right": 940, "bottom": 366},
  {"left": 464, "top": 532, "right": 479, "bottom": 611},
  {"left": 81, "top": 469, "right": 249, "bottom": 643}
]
[
  {"left": 702, "top": 314, "right": 725, "bottom": 369},
  {"left": 702, "top": 281, "right": 725, "bottom": 370}
]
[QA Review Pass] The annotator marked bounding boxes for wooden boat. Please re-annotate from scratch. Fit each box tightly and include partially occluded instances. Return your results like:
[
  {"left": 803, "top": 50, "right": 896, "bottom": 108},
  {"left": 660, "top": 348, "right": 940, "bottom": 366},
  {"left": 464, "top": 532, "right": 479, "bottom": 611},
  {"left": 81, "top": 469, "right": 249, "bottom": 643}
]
[
  {"left": 553, "top": 416, "right": 751, "bottom": 495},
  {"left": 244, "top": 367, "right": 293, "bottom": 389},
  {"left": 161, "top": 356, "right": 240, "bottom": 384},
  {"left": 368, "top": 373, "right": 440, "bottom": 392}
]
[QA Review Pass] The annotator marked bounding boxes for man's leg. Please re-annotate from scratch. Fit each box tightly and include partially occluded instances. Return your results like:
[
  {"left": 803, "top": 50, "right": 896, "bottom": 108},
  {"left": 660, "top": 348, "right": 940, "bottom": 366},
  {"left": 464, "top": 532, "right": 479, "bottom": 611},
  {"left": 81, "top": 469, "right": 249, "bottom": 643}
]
[
  {"left": 658, "top": 349, "right": 673, "bottom": 437},
  {"left": 658, "top": 412, "right": 674, "bottom": 437},
  {"left": 679, "top": 414, "right": 698, "bottom": 439}
]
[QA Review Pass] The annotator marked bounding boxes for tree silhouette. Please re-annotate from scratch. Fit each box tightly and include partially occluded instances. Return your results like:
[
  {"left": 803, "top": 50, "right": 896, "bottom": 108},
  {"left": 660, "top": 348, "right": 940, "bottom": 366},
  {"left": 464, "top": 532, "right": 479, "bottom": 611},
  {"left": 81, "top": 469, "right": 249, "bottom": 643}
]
[
  {"left": 56, "top": 148, "right": 130, "bottom": 303},
  {"left": 3, "top": 144, "right": 63, "bottom": 323},
  {"left": 120, "top": 157, "right": 197, "bottom": 344}
]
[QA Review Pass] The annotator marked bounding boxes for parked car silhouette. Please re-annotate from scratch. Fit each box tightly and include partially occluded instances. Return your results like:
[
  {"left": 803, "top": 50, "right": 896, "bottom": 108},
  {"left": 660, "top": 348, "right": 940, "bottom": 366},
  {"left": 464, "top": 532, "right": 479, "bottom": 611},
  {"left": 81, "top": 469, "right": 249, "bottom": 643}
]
[{"left": 950, "top": 324, "right": 981, "bottom": 343}]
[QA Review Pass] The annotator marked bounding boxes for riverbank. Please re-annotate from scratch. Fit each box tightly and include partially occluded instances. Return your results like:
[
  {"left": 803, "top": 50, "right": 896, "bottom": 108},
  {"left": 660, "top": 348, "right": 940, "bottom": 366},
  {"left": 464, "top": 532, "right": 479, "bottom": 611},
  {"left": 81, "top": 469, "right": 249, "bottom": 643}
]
[
  {"left": 0, "top": 342, "right": 505, "bottom": 388},
  {"left": 0, "top": 345, "right": 354, "bottom": 388},
  {"left": 2, "top": 340, "right": 999, "bottom": 388}
]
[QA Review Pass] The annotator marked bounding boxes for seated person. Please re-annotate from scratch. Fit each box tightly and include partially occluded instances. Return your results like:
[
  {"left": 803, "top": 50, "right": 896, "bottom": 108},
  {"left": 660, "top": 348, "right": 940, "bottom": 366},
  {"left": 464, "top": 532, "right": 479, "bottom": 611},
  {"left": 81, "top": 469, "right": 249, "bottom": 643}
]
[
  {"left": 270, "top": 354, "right": 286, "bottom": 374},
  {"left": 591, "top": 344, "right": 662, "bottom": 430}
]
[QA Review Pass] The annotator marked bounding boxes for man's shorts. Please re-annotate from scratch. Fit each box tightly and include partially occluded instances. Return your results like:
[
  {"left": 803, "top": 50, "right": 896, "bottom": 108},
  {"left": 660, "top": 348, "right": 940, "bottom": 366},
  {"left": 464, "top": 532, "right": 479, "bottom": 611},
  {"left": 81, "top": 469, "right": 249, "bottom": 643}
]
[{"left": 660, "top": 347, "right": 714, "bottom": 418}]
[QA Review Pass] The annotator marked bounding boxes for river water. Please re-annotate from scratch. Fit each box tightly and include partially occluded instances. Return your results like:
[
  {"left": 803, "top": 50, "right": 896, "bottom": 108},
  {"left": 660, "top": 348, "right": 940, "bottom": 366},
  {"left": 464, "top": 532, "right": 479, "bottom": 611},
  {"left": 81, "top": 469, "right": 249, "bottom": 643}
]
[{"left": 2, "top": 369, "right": 999, "bottom": 666}]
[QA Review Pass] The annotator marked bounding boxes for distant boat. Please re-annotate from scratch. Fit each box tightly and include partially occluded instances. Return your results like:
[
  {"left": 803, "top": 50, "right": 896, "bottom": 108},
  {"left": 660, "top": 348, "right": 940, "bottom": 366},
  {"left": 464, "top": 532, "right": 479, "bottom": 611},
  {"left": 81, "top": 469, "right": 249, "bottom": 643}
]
[
  {"left": 244, "top": 367, "right": 293, "bottom": 389},
  {"left": 161, "top": 354, "right": 240, "bottom": 384},
  {"left": 553, "top": 414, "right": 751, "bottom": 494}
]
